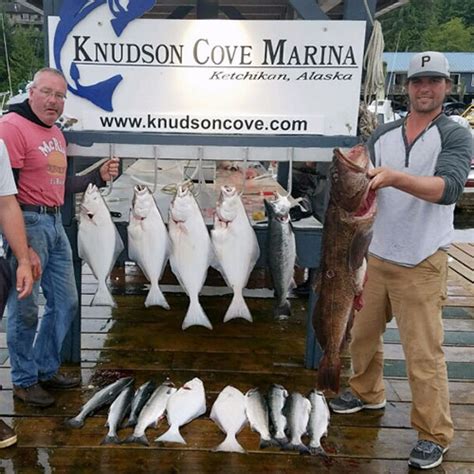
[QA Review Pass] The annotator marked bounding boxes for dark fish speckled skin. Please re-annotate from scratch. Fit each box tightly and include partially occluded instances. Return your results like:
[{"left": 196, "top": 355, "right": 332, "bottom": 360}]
[{"left": 313, "top": 146, "right": 377, "bottom": 393}]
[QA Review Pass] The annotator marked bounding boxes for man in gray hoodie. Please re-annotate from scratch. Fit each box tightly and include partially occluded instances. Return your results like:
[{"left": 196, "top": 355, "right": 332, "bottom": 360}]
[{"left": 329, "top": 52, "right": 472, "bottom": 470}]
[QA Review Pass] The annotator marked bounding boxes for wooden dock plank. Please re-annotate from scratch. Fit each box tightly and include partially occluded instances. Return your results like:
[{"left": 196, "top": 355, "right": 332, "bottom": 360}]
[{"left": 449, "top": 246, "right": 474, "bottom": 271}]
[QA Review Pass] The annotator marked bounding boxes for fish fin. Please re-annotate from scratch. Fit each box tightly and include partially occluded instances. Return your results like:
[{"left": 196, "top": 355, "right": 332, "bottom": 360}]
[
  {"left": 123, "top": 434, "right": 149, "bottom": 446},
  {"left": 260, "top": 438, "right": 279, "bottom": 449},
  {"left": 65, "top": 417, "right": 84, "bottom": 429},
  {"left": 91, "top": 283, "right": 116, "bottom": 307},
  {"left": 155, "top": 426, "right": 186, "bottom": 444},
  {"left": 273, "top": 300, "right": 291, "bottom": 320},
  {"left": 144, "top": 283, "right": 170, "bottom": 309},
  {"left": 317, "top": 353, "right": 341, "bottom": 393},
  {"left": 213, "top": 434, "right": 246, "bottom": 453},
  {"left": 309, "top": 445, "right": 328, "bottom": 457},
  {"left": 182, "top": 300, "right": 213, "bottom": 330},
  {"left": 274, "top": 436, "right": 289, "bottom": 447},
  {"left": 224, "top": 292, "right": 252, "bottom": 323},
  {"left": 282, "top": 442, "right": 310, "bottom": 454},
  {"left": 101, "top": 435, "right": 121, "bottom": 445}
]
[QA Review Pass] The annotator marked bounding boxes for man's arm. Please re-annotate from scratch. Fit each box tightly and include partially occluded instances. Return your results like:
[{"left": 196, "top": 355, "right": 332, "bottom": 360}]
[
  {"left": 66, "top": 158, "right": 120, "bottom": 194},
  {"left": 0, "top": 195, "right": 33, "bottom": 298},
  {"left": 368, "top": 168, "right": 445, "bottom": 203}
]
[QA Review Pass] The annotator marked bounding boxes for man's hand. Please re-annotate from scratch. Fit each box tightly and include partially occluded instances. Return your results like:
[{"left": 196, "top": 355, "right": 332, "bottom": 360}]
[
  {"left": 16, "top": 260, "right": 33, "bottom": 299},
  {"left": 368, "top": 167, "right": 403, "bottom": 191},
  {"left": 28, "top": 247, "right": 42, "bottom": 281},
  {"left": 100, "top": 157, "right": 120, "bottom": 182}
]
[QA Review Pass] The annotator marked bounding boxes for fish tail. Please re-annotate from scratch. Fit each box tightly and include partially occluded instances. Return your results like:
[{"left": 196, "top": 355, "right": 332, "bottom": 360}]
[
  {"left": 309, "top": 445, "right": 328, "bottom": 457},
  {"left": 259, "top": 437, "right": 279, "bottom": 449},
  {"left": 317, "top": 353, "right": 341, "bottom": 393},
  {"left": 123, "top": 434, "right": 149, "bottom": 446},
  {"left": 144, "top": 283, "right": 170, "bottom": 309},
  {"left": 182, "top": 299, "right": 213, "bottom": 330},
  {"left": 274, "top": 436, "right": 289, "bottom": 447},
  {"left": 91, "top": 282, "right": 116, "bottom": 307},
  {"left": 273, "top": 299, "right": 291, "bottom": 320},
  {"left": 65, "top": 417, "right": 84, "bottom": 429},
  {"left": 155, "top": 426, "right": 186, "bottom": 444},
  {"left": 282, "top": 442, "right": 310, "bottom": 454},
  {"left": 101, "top": 434, "right": 121, "bottom": 445},
  {"left": 223, "top": 292, "right": 252, "bottom": 323},
  {"left": 213, "top": 434, "right": 246, "bottom": 453}
]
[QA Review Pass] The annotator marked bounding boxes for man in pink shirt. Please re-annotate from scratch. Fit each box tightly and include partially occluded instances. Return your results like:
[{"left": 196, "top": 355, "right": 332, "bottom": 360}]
[{"left": 0, "top": 67, "right": 119, "bottom": 407}]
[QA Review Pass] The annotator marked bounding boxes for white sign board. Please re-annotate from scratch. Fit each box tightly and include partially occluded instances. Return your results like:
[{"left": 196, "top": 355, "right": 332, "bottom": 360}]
[{"left": 49, "top": 7, "right": 365, "bottom": 135}]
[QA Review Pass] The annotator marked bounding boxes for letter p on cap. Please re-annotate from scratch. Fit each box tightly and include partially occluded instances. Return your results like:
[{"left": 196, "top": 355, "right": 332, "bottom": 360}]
[{"left": 421, "top": 55, "right": 431, "bottom": 67}]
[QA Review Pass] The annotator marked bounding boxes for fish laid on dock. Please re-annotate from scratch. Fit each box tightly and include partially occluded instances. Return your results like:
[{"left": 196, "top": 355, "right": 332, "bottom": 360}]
[
  {"left": 101, "top": 385, "right": 134, "bottom": 445},
  {"left": 282, "top": 392, "right": 311, "bottom": 454},
  {"left": 244, "top": 388, "right": 276, "bottom": 449},
  {"left": 307, "top": 389, "right": 330, "bottom": 456},
  {"left": 264, "top": 194, "right": 296, "bottom": 319},
  {"left": 124, "top": 381, "right": 176, "bottom": 446},
  {"left": 312, "top": 145, "right": 377, "bottom": 393},
  {"left": 211, "top": 185, "right": 260, "bottom": 323},
  {"left": 210, "top": 385, "right": 248, "bottom": 453},
  {"left": 78, "top": 183, "right": 124, "bottom": 307},
  {"left": 67, "top": 376, "right": 134, "bottom": 429},
  {"left": 128, "top": 185, "right": 170, "bottom": 309},
  {"left": 155, "top": 377, "right": 206, "bottom": 444},
  {"left": 168, "top": 185, "right": 214, "bottom": 330},
  {"left": 124, "top": 379, "right": 157, "bottom": 428},
  {"left": 267, "top": 383, "right": 289, "bottom": 446}
]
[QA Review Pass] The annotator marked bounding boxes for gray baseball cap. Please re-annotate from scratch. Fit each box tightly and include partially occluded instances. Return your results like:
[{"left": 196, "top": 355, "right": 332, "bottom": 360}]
[{"left": 407, "top": 51, "right": 450, "bottom": 79}]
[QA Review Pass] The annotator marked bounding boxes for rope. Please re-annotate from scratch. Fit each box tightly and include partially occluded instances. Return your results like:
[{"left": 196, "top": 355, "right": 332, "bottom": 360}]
[
  {"left": 1, "top": 13, "right": 13, "bottom": 95},
  {"left": 363, "top": 20, "right": 385, "bottom": 106},
  {"left": 358, "top": 17, "right": 385, "bottom": 139}
]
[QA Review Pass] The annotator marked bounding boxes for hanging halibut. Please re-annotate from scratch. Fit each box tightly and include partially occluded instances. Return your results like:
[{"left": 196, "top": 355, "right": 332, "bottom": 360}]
[
  {"left": 128, "top": 185, "right": 170, "bottom": 309},
  {"left": 78, "top": 183, "right": 124, "bottom": 307},
  {"left": 211, "top": 185, "right": 260, "bottom": 322},
  {"left": 168, "top": 184, "right": 213, "bottom": 330}
]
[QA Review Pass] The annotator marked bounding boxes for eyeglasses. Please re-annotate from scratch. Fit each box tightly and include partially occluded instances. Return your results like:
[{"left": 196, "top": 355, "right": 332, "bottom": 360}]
[{"left": 33, "top": 87, "right": 67, "bottom": 101}]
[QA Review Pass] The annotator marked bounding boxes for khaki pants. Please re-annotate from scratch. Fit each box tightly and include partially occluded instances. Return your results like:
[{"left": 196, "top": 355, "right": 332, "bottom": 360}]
[{"left": 349, "top": 251, "right": 453, "bottom": 447}]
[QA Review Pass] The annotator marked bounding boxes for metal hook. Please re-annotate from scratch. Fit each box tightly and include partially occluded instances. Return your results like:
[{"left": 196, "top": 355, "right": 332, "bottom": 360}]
[
  {"left": 286, "top": 147, "right": 294, "bottom": 197},
  {"left": 101, "top": 143, "right": 115, "bottom": 196},
  {"left": 152, "top": 145, "right": 159, "bottom": 194}
]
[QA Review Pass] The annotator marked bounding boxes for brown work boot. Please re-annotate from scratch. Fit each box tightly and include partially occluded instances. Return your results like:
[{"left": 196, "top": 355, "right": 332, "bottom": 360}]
[
  {"left": 13, "top": 383, "right": 55, "bottom": 407},
  {"left": 40, "top": 372, "right": 81, "bottom": 390},
  {"left": 0, "top": 419, "right": 17, "bottom": 448}
]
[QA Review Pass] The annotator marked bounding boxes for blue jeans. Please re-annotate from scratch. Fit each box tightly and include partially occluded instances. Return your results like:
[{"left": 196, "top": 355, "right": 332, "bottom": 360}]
[{"left": 7, "top": 212, "right": 78, "bottom": 387}]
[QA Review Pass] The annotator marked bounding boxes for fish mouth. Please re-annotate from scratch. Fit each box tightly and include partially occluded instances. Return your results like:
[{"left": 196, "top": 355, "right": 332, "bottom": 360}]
[
  {"left": 334, "top": 146, "right": 368, "bottom": 173},
  {"left": 354, "top": 188, "right": 377, "bottom": 218}
]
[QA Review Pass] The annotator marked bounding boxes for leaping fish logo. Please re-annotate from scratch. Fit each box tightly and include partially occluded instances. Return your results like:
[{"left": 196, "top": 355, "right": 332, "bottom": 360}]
[{"left": 53, "top": 0, "right": 155, "bottom": 111}]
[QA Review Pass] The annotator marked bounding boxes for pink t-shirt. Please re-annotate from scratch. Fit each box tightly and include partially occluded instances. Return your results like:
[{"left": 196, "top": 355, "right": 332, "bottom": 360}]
[{"left": 0, "top": 112, "right": 67, "bottom": 207}]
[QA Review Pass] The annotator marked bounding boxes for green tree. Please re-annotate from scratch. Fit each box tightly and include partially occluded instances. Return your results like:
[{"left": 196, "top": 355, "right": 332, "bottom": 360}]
[
  {"left": 9, "top": 26, "right": 44, "bottom": 93},
  {"left": 0, "top": 11, "right": 14, "bottom": 93},
  {"left": 380, "top": 0, "right": 474, "bottom": 51},
  {"left": 0, "top": 9, "right": 44, "bottom": 95},
  {"left": 380, "top": 0, "right": 437, "bottom": 52},
  {"left": 422, "top": 18, "right": 474, "bottom": 51}
]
